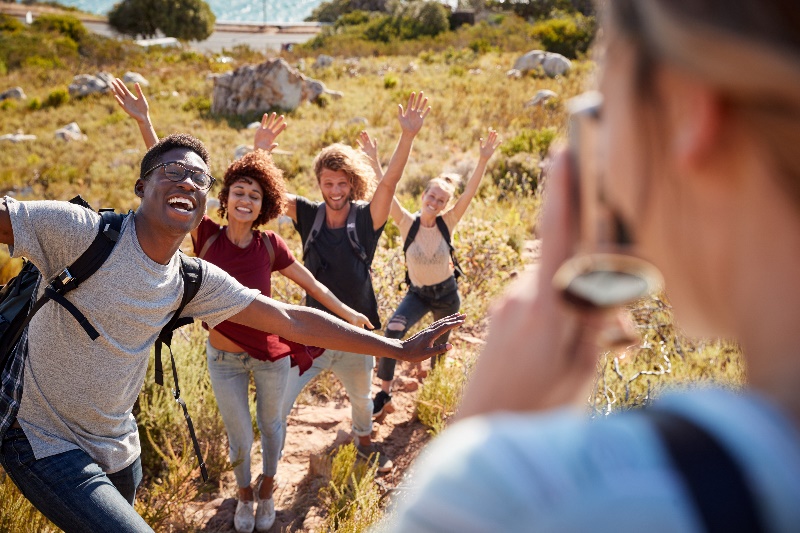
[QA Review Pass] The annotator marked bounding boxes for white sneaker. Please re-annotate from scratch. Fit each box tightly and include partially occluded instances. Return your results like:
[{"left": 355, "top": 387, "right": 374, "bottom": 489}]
[
  {"left": 234, "top": 499, "right": 255, "bottom": 533},
  {"left": 255, "top": 496, "right": 275, "bottom": 532}
]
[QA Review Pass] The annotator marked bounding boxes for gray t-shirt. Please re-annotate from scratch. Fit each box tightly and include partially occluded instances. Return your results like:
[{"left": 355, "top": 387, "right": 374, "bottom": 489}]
[{"left": 6, "top": 198, "right": 259, "bottom": 473}]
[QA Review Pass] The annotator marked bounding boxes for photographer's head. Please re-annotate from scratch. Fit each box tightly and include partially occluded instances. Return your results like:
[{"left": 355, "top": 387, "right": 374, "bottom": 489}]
[{"left": 593, "top": 0, "right": 800, "bottom": 339}]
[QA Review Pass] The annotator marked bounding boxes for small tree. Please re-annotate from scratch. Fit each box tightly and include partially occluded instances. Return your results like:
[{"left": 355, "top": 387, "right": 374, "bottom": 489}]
[{"left": 108, "top": 0, "right": 215, "bottom": 41}]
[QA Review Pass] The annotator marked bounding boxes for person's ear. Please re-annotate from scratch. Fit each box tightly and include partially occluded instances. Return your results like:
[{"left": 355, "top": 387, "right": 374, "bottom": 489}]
[
  {"left": 660, "top": 66, "right": 724, "bottom": 172},
  {"left": 134, "top": 179, "right": 145, "bottom": 198}
]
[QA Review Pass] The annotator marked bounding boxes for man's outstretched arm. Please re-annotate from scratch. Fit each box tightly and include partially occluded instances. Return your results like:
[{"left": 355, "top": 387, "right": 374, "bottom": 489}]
[{"left": 229, "top": 294, "right": 464, "bottom": 362}]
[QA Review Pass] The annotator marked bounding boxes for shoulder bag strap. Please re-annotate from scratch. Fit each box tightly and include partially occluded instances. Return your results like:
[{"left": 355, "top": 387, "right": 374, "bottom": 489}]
[
  {"left": 261, "top": 233, "right": 276, "bottom": 267},
  {"left": 303, "top": 203, "right": 327, "bottom": 260},
  {"left": 198, "top": 228, "right": 222, "bottom": 260},
  {"left": 647, "top": 409, "right": 765, "bottom": 533},
  {"left": 435, "top": 215, "right": 463, "bottom": 279},
  {"left": 345, "top": 203, "right": 369, "bottom": 266}
]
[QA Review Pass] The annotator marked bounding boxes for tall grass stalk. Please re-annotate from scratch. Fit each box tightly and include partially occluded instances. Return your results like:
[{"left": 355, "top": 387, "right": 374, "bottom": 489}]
[
  {"left": 0, "top": 472, "right": 59, "bottom": 533},
  {"left": 320, "top": 444, "right": 382, "bottom": 533}
]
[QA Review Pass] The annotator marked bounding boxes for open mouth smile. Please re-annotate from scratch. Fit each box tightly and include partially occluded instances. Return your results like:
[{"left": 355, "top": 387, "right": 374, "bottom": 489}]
[{"left": 167, "top": 195, "right": 196, "bottom": 213}]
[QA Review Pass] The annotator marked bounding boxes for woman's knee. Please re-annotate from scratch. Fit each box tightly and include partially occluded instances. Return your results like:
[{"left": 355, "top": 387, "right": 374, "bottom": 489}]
[{"left": 385, "top": 316, "right": 408, "bottom": 339}]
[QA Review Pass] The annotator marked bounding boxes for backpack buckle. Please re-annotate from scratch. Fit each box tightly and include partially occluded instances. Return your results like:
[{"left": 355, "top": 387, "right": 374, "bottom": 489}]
[{"left": 54, "top": 267, "right": 75, "bottom": 289}]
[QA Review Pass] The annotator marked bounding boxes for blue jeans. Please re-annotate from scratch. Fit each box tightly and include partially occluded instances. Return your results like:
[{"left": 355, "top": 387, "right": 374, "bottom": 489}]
[
  {"left": 0, "top": 425, "right": 151, "bottom": 532},
  {"left": 282, "top": 349, "right": 374, "bottom": 437},
  {"left": 206, "top": 342, "right": 289, "bottom": 486},
  {"left": 377, "top": 276, "right": 461, "bottom": 382}
]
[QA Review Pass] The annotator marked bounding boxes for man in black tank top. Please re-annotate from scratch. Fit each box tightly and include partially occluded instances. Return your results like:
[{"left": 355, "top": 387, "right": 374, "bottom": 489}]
[{"left": 282, "top": 93, "right": 430, "bottom": 472}]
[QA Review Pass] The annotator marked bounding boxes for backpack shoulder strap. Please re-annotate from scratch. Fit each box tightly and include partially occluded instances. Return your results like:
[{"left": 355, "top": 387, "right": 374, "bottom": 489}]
[
  {"left": 302, "top": 203, "right": 327, "bottom": 260},
  {"left": 403, "top": 215, "right": 422, "bottom": 253},
  {"left": 261, "top": 232, "right": 276, "bottom": 267},
  {"left": 435, "top": 215, "right": 464, "bottom": 280},
  {"left": 153, "top": 254, "right": 207, "bottom": 481},
  {"left": 198, "top": 228, "right": 222, "bottom": 260},
  {"left": 346, "top": 202, "right": 369, "bottom": 266},
  {"left": 647, "top": 409, "right": 765, "bottom": 533}
]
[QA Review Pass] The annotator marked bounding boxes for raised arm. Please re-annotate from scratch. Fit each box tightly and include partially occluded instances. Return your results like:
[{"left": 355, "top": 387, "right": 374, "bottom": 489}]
[
  {"left": 446, "top": 128, "right": 500, "bottom": 224},
  {"left": 253, "top": 112, "right": 287, "bottom": 153},
  {"left": 111, "top": 78, "right": 158, "bottom": 149},
  {"left": 278, "top": 261, "right": 375, "bottom": 329},
  {"left": 369, "top": 91, "right": 430, "bottom": 230},
  {"left": 229, "top": 294, "right": 464, "bottom": 362},
  {"left": 358, "top": 131, "right": 405, "bottom": 222}
]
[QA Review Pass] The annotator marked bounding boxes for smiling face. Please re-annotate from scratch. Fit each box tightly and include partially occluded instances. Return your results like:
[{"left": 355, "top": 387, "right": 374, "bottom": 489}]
[
  {"left": 420, "top": 184, "right": 451, "bottom": 217},
  {"left": 318, "top": 168, "right": 353, "bottom": 211},
  {"left": 225, "top": 178, "right": 263, "bottom": 226},
  {"left": 135, "top": 147, "right": 208, "bottom": 235}
]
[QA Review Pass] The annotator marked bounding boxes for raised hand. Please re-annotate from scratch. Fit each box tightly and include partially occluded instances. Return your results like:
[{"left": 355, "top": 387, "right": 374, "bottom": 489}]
[
  {"left": 479, "top": 128, "right": 501, "bottom": 161},
  {"left": 254, "top": 112, "right": 287, "bottom": 152},
  {"left": 397, "top": 91, "right": 431, "bottom": 136},
  {"left": 398, "top": 313, "right": 466, "bottom": 362},
  {"left": 111, "top": 78, "right": 149, "bottom": 124},
  {"left": 357, "top": 130, "right": 381, "bottom": 173}
]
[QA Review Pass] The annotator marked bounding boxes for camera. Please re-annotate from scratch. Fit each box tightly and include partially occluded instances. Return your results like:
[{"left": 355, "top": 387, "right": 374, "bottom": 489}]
[{"left": 551, "top": 91, "right": 663, "bottom": 309}]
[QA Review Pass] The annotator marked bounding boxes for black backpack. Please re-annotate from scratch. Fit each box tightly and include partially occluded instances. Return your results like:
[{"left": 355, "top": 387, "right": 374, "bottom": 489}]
[
  {"left": 401, "top": 214, "right": 464, "bottom": 288},
  {"left": 301, "top": 202, "right": 370, "bottom": 273},
  {"left": 0, "top": 197, "right": 207, "bottom": 481}
]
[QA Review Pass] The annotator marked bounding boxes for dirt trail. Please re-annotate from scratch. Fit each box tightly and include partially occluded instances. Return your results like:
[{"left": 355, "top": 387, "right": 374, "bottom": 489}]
[{"left": 187, "top": 240, "right": 540, "bottom": 531}]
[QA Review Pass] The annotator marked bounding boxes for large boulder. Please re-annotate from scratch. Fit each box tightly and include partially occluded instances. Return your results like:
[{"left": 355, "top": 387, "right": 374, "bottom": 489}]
[
  {"left": 513, "top": 50, "right": 572, "bottom": 78},
  {"left": 122, "top": 72, "right": 149, "bottom": 86},
  {"left": 212, "top": 58, "right": 343, "bottom": 116},
  {"left": 68, "top": 73, "right": 115, "bottom": 98},
  {"left": 313, "top": 54, "right": 333, "bottom": 69},
  {"left": 55, "top": 122, "right": 87, "bottom": 142},
  {"left": 542, "top": 53, "right": 572, "bottom": 77},
  {"left": 0, "top": 87, "right": 26, "bottom": 101},
  {"left": 513, "top": 50, "right": 547, "bottom": 72}
]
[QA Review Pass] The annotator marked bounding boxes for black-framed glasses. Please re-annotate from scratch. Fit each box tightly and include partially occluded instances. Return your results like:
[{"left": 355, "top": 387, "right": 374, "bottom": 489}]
[{"left": 143, "top": 161, "right": 216, "bottom": 190}]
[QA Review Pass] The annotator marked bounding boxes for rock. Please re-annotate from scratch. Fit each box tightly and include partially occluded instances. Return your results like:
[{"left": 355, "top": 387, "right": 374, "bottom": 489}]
[
  {"left": 68, "top": 72, "right": 114, "bottom": 98},
  {"left": 296, "top": 58, "right": 306, "bottom": 72},
  {"left": 404, "top": 62, "right": 418, "bottom": 74},
  {"left": 212, "top": 58, "right": 343, "bottom": 115},
  {"left": 54, "top": 122, "right": 87, "bottom": 142},
  {"left": 246, "top": 121, "right": 261, "bottom": 129},
  {"left": 313, "top": 54, "right": 333, "bottom": 69},
  {"left": 513, "top": 50, "right": 572, "bottom": 78},
  {"left": 513, "top": 50, "right": 546, "bottom": 72},
  {"left": 524, "top": 89, "right": 558, "bottom": 107},
  {"left": 469, "top": 68, "right": 482, "bottom": 75},
  {"left": 234, "top": 144, "right": 252, "bottom": 160},
  {"left": 393, "top": 375, "right": 419, "bottom": 393},
  {"left": 347, "top": 117, "right": 369, "bottom": 126},
  {"left": 0, "top": 133, "right": 36, "bottom": 142},
  {"left": 122, "top": 72, "right": 149, "bottom": 86},
  {"left": 506, "top": 68, "right": 522, "bottom": 79},
  {"left": 542, "top": 53, "right": 571, "bottom": 77},
  {"left": 0, "top": 87, "right": 26, "bottom": 101}
]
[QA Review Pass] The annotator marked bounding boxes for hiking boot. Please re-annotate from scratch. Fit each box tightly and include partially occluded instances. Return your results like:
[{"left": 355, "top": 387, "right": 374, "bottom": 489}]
[
  {"left": 254, "top": 475, "right": 276, "bottom": 532},
  {"left": 356, "top": 442, "right": 394, "bottom": 474},
  {"left": 372, "top": 390, "right": 394, "bottom": 420},
  {"left": 234, "top": 499, "right": 255, "bottom": 533}
]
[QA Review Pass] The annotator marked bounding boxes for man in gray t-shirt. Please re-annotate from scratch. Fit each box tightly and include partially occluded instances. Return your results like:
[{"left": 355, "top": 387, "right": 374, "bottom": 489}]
[{"left": 0, "top": 133, "right": 463, "bottom": 533}]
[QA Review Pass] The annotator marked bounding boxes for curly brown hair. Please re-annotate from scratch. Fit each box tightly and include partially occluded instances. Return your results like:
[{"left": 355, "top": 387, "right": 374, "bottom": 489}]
[
  {"left": 217, "top": 150, "right": 287, "bottom": 228},
  {"left": 313, "top": 143, "right": 376, "bottom": 201}
]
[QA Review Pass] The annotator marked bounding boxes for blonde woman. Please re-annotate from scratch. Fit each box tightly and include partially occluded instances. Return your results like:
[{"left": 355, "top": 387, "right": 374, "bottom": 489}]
[{"left": 360, "top": 129, "right": 499, "bottom": 417}]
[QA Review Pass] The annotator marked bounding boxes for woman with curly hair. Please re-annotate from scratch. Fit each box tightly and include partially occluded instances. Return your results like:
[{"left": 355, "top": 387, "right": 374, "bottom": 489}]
[{"left": 113, "top": 84, "right": 371, "bottom": 533}]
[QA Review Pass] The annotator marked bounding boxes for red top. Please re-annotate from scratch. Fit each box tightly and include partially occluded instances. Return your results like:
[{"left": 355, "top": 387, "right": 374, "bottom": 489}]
[{"left": 195, "top": 216, "right": 324, "bottom": 371}]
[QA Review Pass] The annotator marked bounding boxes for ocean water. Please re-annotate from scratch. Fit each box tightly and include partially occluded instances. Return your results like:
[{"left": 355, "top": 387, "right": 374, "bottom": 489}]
[{"left": 56, "top": 0, "right": 325, "bottom": 23}]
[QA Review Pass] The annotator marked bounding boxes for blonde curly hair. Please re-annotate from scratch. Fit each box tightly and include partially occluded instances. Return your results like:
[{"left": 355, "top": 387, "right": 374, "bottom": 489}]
[{"left": 313, "top": 143, "right": 376, "bottom": 201}]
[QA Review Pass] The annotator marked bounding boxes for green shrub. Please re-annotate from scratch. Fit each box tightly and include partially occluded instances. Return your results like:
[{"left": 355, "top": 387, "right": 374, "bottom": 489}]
[
  {"left": 0, "top": 99, "right": 16, "bottom": 111},
  {"left": 31, "top": 14, "right": 88, "bottom": 43},
  {"left": 500, "top": 127, "right": 557, "bottom": 159},
  {"left": 530, "top": 11, "right": 596, "bottom": 59},
  {"left": 416, "top": 358, "right": 472, "bottom": 435},
  {"left": 27, "top": 97, "right": 42, "bottom": 111},
  {"left": 0, "top": 13, "right": 25, "bottom": 33},
  {"left": 182, "top": 95, "right": 211, "bottom": 115},
  {"left": 383, "top": 73, "right": 398, "bottom": 88},
  {"left": 320, "top": 444, "right": 382, "bottom": 532},
  {"left": 45, "top": 88, "right": 70, "bottom": 108}
]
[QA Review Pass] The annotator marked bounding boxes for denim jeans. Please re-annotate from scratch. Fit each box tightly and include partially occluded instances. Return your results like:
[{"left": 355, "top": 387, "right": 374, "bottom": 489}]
[
  {"left": 0, "top": 425, "right": 151, "bottom": 532},
  {"left": 282, "top": 349, "right": 374, "bottom": 437},
  {"left": 377, "top": 276, "right": 461, "bottom": 382},
  {"left": 206, "top": 342, "right": 289, "bottom": 486}
]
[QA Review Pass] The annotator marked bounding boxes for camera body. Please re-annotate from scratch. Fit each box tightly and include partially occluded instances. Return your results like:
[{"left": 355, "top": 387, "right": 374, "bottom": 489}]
[{"left": 552, "top": 92, "right": 663, "bottom": 309}]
